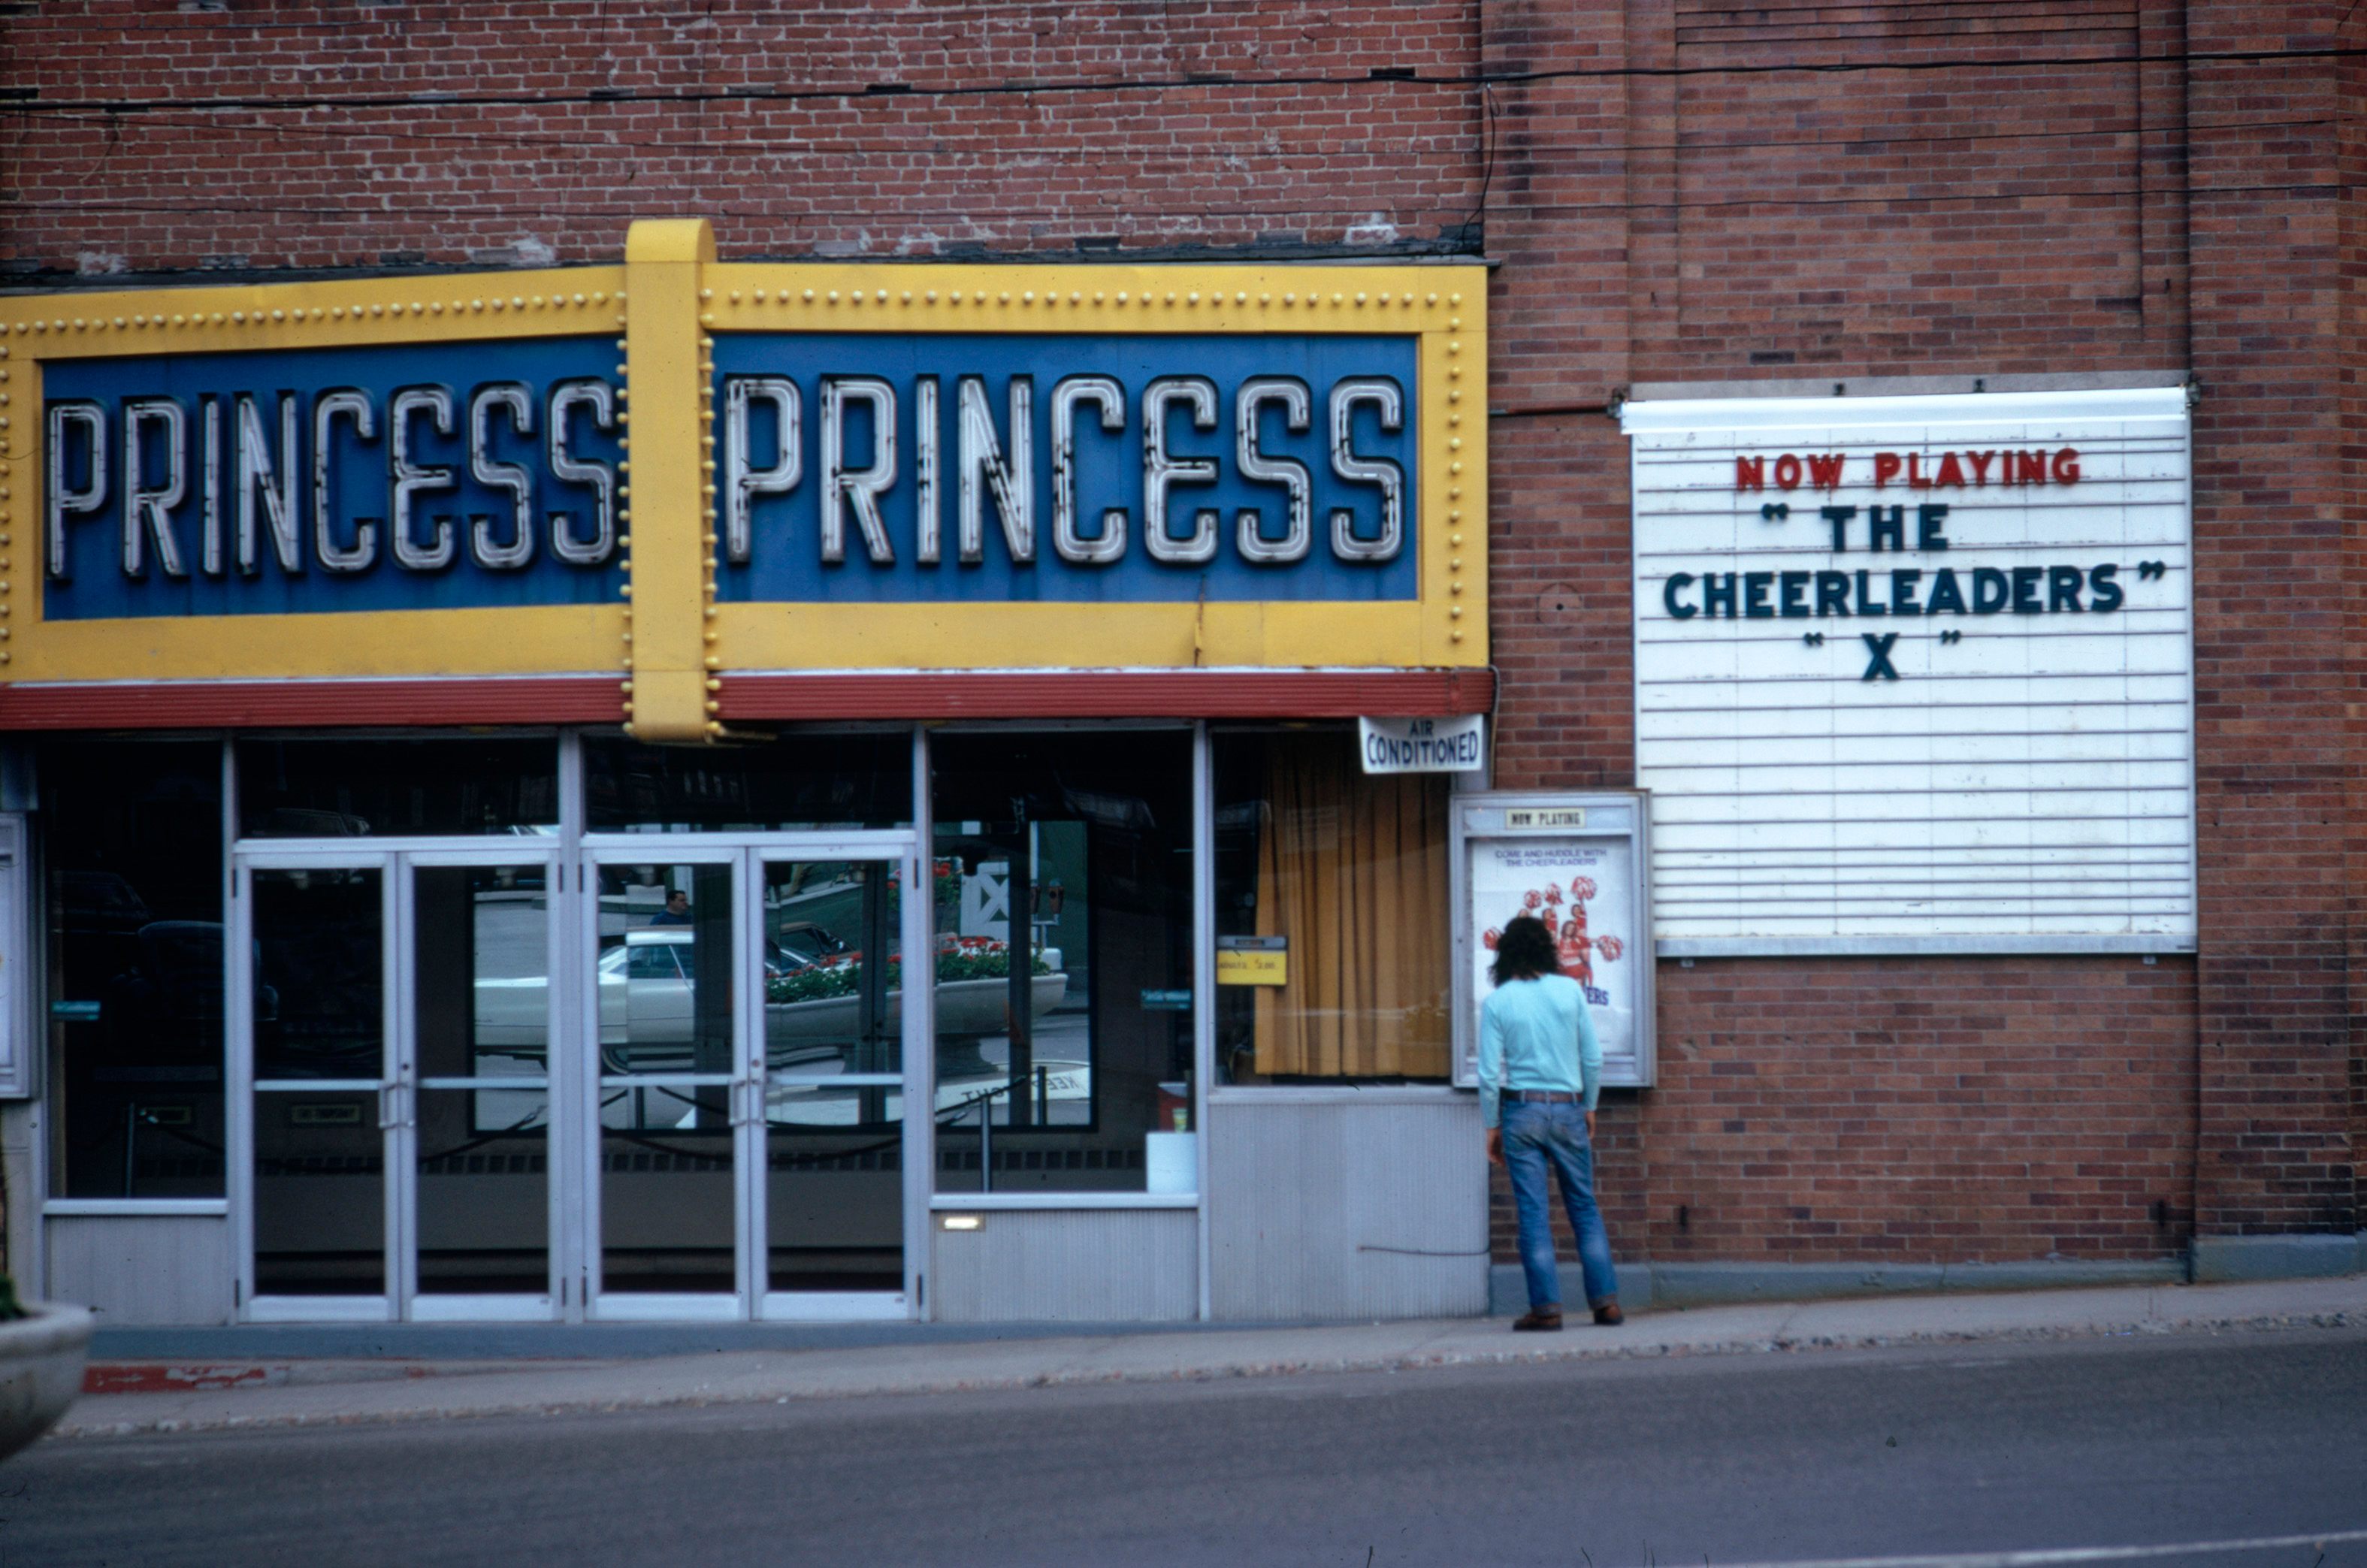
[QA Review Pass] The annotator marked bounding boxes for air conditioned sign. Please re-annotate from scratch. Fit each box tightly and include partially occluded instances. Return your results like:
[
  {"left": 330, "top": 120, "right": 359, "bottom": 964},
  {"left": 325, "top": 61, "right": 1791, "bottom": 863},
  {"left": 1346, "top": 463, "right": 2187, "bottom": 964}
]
[{"left": 1357, "top": 714, "right": 1483, "bottom": 772}]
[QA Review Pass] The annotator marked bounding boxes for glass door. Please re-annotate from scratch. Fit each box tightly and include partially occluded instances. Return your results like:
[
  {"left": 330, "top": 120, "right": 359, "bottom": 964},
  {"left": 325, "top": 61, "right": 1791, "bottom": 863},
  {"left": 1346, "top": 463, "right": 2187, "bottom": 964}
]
[
  {"left": 579, "top": 838, "right": 924, "bottom": 1322},
  {"left": 237, "top": 835, "right": 925, "bottom": 1324},
  {"left": 234, "top": 848, "right": 565, "bottom": 1323},
  {"left": 582, "top": 853, "right": 745, "bottom": 1319},
  {"left": 403, "top": 853, "right": 561, "bottom": 1321},
  {"left": 755, "top": 852, "right": 919, "bottom": 1319},
  {"left": 235, "top": 853, "right": 397, "bottom": 1322}
]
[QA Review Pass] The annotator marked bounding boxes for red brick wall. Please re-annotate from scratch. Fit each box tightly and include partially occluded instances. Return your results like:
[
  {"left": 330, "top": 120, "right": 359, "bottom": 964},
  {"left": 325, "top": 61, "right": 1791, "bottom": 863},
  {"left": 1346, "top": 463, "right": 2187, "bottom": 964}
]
[
  {"left": 0, "top": 2, "right": 1483, "bottom": 277},
  {"left": 1493, "top": 959, "right": 2200, "bottom": 1270},
  {"left": 7, "top": 1, "right": 2356, "bottom": 1264},
  {"left": 1478, "top": 0, "right": 2355, "bottom": 1262},
  {"left": 2180, "top": 1, "right": 2354, "bottom": 1237},
  {"left": 2346, "top": 5, "right": 2367, "bottom": 1239}
]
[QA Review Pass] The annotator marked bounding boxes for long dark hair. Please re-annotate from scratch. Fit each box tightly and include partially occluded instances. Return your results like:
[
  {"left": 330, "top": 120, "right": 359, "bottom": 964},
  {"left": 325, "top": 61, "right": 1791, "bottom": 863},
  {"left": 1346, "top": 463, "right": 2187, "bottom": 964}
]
[{"left": 1490, "top": 914, "right": 1561, "bottom": 986}]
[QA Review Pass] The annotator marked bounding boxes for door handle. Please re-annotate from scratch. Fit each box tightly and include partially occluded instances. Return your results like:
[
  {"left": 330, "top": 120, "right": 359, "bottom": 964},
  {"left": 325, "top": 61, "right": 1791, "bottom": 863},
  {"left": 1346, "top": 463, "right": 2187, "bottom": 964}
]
[
  {"left": 378, "top": 1082, "right": 414, "bottom": 1131},
  {"left": 730, "top": 1079, "right": 764, "bottom": 1128}
]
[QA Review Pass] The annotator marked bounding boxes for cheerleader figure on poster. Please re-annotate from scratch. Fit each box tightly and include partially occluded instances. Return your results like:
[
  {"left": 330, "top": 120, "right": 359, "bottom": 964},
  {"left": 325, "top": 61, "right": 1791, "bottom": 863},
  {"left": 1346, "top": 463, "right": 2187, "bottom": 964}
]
[{"left": 1485, "top": 878, "right": 1622, "bottom": 995}]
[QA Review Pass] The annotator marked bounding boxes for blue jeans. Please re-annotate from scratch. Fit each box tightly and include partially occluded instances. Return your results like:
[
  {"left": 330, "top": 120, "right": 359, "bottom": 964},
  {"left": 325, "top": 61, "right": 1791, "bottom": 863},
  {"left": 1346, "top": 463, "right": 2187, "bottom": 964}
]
[{"left": 1501, "top": 1099, "right": 1619, "bottom": 1311}]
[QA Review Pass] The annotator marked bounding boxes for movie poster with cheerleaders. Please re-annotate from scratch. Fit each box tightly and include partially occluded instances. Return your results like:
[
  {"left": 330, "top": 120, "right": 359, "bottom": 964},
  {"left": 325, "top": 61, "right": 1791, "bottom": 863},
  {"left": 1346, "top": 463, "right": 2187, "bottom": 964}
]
[{"left": 1470, "top": 838, "right": 1642, "bottom": 1079}]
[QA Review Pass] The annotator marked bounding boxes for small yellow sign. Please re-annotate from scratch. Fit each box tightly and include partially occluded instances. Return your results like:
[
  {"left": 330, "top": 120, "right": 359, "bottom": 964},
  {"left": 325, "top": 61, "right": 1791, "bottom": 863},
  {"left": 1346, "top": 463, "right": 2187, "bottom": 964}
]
[{"left": 1217, "top": 938, "right": 1289, "bottom": 987}]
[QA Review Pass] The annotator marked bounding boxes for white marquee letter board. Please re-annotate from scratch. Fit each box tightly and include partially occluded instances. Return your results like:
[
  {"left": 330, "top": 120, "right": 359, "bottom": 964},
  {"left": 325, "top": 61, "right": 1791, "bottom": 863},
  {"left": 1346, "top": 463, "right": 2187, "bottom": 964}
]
[{"left": 1622, "top": 387, "right": 2196, "bottom": 955}]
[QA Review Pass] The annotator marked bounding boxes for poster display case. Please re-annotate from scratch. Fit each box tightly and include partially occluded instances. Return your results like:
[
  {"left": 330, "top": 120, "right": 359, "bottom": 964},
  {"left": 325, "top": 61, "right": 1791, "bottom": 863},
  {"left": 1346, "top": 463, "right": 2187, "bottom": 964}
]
[{"left": 1450, "top": 791, "right": 1654, "bottom": 1090}]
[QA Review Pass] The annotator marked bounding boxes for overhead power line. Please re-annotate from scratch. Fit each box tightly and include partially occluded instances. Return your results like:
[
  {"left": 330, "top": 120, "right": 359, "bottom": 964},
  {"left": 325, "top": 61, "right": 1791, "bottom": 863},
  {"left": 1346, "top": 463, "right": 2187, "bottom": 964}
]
[
  {"left": 6, "top": 177, "right": 2348, "bottom": 229},
  {"left": 7, "top": 104, "right": 2330, "bottom": 167},
  {"left": 0, "top": 40, "right": 2361, "bottom": 119}
]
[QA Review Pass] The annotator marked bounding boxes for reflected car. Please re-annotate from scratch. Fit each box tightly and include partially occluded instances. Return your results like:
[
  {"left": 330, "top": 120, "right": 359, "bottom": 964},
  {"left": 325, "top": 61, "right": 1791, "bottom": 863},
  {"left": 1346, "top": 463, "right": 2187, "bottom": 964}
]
[
  {"left": 475, "top": 926, "right": 854, "bottom": 1074},
  {"left": 474, "top": 923, "right": 1071, "bottom": 1080},
  {"left": 471, "top": 928, "right": 710, "bottom": 1072},
  {"left": 773, "top": 920, "right": 848, "bottom": 967}
]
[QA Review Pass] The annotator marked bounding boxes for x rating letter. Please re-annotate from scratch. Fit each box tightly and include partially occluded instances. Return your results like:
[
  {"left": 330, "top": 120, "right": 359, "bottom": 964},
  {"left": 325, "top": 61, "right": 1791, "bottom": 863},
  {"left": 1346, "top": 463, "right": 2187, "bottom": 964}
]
[{"left": 1860, "top": 632, "right": 1900, "bottom": 681}]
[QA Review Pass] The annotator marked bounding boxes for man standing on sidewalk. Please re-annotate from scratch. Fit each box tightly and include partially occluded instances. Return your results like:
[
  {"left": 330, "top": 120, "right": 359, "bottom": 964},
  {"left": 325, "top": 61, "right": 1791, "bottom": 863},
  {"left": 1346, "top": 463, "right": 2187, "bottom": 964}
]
[{"left": 1480, "top": 914, "right": 1623, "bottom": 1331}]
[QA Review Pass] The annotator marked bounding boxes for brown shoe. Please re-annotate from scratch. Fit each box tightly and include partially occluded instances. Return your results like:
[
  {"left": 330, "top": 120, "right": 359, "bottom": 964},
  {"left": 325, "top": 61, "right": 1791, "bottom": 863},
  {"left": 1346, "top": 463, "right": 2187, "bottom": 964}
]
[
  {"left": 1592, "top": 1300, "right": 1625, "bottom": 1327},
  {"left": 1513, "top": 1308, "right": 1564, "bottom": 1332}
]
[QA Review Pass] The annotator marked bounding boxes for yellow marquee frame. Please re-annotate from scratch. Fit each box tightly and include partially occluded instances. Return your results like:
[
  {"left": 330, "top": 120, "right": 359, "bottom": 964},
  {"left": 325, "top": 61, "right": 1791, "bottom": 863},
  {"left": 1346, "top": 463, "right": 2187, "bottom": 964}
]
[
  {"left": 0, "top": 265, "right": 630, "bottom": 687},
  {"left": 0, "top": 219, "right": 1488, "bottom": 741}
]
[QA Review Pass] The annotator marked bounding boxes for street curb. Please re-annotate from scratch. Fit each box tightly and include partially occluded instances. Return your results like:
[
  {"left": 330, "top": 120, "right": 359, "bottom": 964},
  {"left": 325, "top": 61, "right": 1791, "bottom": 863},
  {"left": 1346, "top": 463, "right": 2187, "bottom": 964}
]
[
  {"left": 1485, "top": 1258, "right": 2190, "bottom": 1316},
  {"left": 47, "top": 1304, "right": 2360, "bottom": 1443}
]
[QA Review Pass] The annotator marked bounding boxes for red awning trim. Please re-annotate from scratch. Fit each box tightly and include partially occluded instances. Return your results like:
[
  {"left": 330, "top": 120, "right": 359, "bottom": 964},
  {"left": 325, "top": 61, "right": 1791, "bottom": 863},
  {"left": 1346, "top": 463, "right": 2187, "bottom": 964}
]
[
  {"left": 718, "top": 668, "right": 1497, "bottom": 720},
  {"left": 0, "top": 667, "right": 1497, "bottom": 730},
  {"left": 0, "top": 676, "right": 623, "bottom": 731}
]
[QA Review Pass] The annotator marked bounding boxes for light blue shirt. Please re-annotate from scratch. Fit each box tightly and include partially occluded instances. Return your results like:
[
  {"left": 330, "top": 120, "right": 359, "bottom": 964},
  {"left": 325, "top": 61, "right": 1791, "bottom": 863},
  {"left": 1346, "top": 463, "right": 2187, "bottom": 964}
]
[{"left": 1477, "top": 972, "right": 1601, "bottom": 1129}]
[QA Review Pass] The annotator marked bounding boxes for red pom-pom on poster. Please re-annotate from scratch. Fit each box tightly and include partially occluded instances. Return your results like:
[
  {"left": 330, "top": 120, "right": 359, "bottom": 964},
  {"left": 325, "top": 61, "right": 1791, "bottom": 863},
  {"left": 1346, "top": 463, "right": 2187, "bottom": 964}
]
[{"left": 1595, "top": 935, "right": 1624, "bottom": 962}]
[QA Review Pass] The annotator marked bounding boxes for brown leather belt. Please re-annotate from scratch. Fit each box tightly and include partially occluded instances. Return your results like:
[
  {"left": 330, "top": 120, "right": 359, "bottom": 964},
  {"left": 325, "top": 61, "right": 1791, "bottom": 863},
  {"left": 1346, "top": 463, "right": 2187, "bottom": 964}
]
[{"left": 1503, "top": 1089, "right": 1581, "bottom": 1104}]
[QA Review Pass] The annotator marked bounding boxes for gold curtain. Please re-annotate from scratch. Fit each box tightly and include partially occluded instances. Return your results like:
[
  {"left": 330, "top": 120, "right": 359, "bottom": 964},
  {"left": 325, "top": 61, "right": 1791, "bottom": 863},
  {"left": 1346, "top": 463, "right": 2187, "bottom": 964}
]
[{"left": 1252, "top": 733, "right": 1451, "bottom": 1078}]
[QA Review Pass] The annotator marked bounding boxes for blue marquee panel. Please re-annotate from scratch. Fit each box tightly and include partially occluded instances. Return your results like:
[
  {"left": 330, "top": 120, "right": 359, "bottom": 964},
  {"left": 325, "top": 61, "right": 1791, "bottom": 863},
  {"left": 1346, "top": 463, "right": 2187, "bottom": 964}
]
[
  {"left": 41, "top": 339, "right": 624, "bottom": 621},
  {"left": 710, "top": 332, "right": 1421, "bottom": 604}
]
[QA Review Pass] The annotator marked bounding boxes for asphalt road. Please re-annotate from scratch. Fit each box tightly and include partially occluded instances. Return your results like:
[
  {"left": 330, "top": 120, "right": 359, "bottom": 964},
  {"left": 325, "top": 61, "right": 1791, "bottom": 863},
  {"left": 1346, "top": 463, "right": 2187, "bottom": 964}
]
[{"left": 8, "top": 1325, "right": 2365, "bottom": 1567}]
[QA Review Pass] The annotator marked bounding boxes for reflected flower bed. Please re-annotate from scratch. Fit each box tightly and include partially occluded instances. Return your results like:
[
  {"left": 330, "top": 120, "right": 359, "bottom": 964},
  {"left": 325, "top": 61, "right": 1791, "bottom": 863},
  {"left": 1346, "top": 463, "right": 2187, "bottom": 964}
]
[{"left": 766, "top": 935, "right": 1053, "bottom": 1005}]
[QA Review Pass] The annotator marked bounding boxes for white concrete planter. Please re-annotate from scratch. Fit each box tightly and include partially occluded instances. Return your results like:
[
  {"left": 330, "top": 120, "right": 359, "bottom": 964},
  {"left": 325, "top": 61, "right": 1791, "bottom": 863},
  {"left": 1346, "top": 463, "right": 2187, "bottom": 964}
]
[{"left": 0, "top": 1303, "right": 92, "bottom": 1460}]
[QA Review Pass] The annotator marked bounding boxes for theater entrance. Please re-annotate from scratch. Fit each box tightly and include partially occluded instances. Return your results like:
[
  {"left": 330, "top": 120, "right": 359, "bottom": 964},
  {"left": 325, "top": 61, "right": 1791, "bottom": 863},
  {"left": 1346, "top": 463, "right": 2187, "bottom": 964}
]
[{"left": 229, "top": 835, "right": 928, "bottom": 1323}]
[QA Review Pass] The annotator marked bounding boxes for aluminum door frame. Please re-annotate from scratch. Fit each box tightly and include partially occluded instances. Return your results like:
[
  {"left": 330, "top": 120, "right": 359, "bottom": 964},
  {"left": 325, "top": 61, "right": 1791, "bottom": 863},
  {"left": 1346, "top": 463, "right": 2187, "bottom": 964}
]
[
  {"left": 229, "top": 847, "right": 398, "bottom": 1325},
  {"left": 576, "top": 831, "right": 923, "bottom": 1322},
  {"left": 398, "top": 846, "right": 566, "bottom": 1324},
  {"left": 748, "top": 835, "right": 930, "bottom": 1323},
  {"left": 576, "top": 841, "right": 748, "bottom": 1322},
  {"left": 231, "top": 843, "right": 568, "bottom": 1324}
]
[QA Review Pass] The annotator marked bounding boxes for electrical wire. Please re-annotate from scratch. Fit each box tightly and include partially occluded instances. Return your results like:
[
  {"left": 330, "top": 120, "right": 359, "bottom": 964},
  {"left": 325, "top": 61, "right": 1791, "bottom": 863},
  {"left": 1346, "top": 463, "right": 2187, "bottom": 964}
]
[
  {"left": 5, "top": 177, "right": 2347, "bottom": 228},
  {"left": 1, "top": 38, "right": 2361, "bottom": 119}
]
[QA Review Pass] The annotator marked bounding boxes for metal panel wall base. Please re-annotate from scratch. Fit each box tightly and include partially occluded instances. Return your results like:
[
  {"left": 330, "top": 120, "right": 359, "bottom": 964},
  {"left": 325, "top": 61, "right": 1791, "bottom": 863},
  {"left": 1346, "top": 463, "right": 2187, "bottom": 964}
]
[
  {"left": 1208, "top": 1097, "right": 1486, "bottom": 1322},
  {"left": 47, "top": 1217, "right": 234, "bottom": 1327},
  {"left": 930, "top": 1210, "right": 1198, "bottom": 1322},
  {"left": 2, "top": 1106, "right": 36, "bottom": 1294}
]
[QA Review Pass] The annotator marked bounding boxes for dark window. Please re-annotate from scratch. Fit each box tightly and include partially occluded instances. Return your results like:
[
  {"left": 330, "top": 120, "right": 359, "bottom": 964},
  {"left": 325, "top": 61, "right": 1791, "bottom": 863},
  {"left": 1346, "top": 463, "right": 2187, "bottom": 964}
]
[
  {"left": 237, "top": 738, "right": 558, "bottom": 837},
  {"left": 44, "top": 741, "right": 226, "bottom": 1198},
  {"left": 585, "top": 733, "right": 911, "bottom": 832}
]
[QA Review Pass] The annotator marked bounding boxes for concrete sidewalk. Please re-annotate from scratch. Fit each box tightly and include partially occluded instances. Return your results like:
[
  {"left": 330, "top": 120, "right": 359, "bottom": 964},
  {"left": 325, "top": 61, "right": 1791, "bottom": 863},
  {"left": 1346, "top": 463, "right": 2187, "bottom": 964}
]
[{"left": 56, "top": 1274, "right": 2365, "bottom": 1440}]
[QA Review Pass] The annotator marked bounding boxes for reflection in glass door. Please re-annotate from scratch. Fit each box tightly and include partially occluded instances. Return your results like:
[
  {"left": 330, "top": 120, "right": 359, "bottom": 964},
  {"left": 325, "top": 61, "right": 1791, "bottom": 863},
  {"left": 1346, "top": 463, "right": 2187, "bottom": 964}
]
[
  {"left": 243, "top": 861, "right": 393, "bottom": 1318},
  {"left": 409, "top": 860, "right": 556, "bottom": 1317},
  {"left": 588, "top": 859, "right": 740, "bottom": 1311},
  {"left": 240, "top": 852, "right": 563, "bottom": 1322},
  {"left": 240, "top": 836, "right": 925, "bottom": 1323},
  {"left": 760, "top": 858, "right": 905, "bottom": 1307}
]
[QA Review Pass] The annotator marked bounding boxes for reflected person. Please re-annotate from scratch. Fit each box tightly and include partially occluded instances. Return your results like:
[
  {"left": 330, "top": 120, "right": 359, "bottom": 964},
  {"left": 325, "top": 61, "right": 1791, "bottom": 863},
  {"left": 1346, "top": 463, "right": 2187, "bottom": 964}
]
[
  {"left": 648, "top": 889, "right": 693, "bottom": 926},
  {"left": 1480, "top": 913, "right": 1622, "bottom": 1331}
]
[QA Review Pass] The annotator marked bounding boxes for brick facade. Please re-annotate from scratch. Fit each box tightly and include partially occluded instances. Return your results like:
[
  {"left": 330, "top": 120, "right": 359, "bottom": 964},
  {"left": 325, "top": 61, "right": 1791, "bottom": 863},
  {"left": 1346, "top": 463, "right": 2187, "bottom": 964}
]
[
  {"left": 0, "top": 2, "right": 1481, "bottom": 276},
  {"left": 5, "top": 0, "right": 2357, "bottom": 1270}
]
